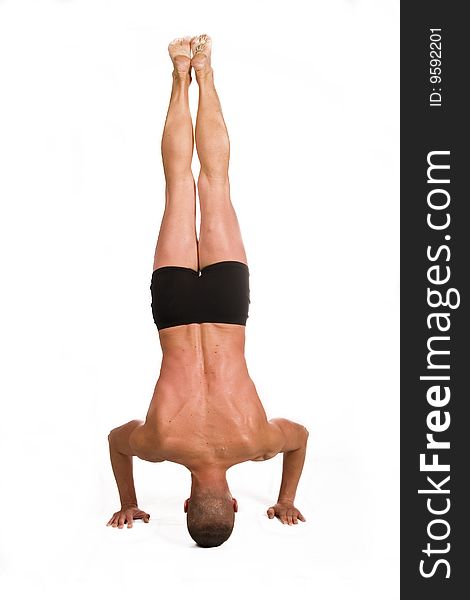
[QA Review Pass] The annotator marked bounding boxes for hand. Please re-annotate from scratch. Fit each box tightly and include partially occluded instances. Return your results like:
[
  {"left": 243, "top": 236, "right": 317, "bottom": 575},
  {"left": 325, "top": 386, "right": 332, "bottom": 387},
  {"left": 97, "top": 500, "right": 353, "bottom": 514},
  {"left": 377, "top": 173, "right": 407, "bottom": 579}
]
[
  {"left": 106, "top": 505, "right": 150, "bottom": 529},
  {"left": 267, "top": 501, "right": 306, "bottom": 525}
]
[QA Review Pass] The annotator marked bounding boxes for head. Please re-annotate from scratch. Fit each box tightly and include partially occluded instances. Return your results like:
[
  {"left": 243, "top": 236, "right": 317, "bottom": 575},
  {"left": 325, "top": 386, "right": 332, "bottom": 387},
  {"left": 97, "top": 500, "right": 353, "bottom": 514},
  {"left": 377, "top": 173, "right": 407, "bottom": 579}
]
[{"left": 184, "top": 471, "right": 238, "bottom": 548}]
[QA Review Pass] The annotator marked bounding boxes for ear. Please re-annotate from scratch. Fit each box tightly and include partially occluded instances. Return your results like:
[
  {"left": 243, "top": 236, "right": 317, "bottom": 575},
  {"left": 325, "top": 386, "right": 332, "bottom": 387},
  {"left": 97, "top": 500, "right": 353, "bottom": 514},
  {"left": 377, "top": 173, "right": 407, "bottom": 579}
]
[
  {"left": 233, "top": 498, "right": 238, "bottom": 513},
  {"left": 184, "top": 498, "right": 189, "bottom": 513}
]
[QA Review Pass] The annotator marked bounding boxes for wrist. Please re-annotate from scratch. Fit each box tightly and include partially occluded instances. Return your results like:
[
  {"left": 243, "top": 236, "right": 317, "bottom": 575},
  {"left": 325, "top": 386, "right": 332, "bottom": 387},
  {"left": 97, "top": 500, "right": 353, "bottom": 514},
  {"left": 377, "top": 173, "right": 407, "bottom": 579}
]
[
  {"left": 277, "top": 497, "right": 294, "bottom": 504},
  {"left": 121, "top": 502, "right": 138, "bottom": 510}
]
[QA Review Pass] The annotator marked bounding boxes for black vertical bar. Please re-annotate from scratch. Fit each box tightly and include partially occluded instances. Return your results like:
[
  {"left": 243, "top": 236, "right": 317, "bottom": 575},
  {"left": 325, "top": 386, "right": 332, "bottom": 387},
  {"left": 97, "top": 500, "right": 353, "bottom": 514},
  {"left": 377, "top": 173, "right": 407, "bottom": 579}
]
[{"left": 401, "top": 2, "right": 468, "bottom": 597}]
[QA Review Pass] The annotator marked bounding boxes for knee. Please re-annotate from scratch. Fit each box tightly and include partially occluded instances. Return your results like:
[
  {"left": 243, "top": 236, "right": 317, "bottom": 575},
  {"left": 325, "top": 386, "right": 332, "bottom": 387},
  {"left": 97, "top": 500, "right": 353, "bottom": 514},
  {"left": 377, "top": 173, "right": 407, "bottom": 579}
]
[{"left": 198, "top": 169, "right": 230, "bottom": 190}]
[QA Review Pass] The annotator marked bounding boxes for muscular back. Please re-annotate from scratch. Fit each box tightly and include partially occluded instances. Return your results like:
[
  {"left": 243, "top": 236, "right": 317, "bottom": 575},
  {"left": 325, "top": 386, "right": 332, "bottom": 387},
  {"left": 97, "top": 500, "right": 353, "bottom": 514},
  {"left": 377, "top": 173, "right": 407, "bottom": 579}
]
[{"left": 132, "top": 323, "right": 283, "bottom": 468}]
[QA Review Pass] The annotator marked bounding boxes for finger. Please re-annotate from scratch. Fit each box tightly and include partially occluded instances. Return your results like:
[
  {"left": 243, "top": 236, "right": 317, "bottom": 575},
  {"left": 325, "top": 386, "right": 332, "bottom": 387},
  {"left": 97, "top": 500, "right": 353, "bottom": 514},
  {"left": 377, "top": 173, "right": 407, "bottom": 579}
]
[
  {"left": 292, "top": 514, "right": 298, "bottom": 524},
  {"left": 127, "top": 514, "right": 134, "bottom": 528},
  {"left": 287, "top": 513, "right": 293, "bottom": 525},
  {"left": 118, "top": 514, "right": 126, "bottom": 529},
  {"left": 298, "top": 513, "right": 306, "bottom": 522},
  {"left": 143, "top": 514, "right": 150, "bottom": 523},
  {"left": 267, "top": 508, "right": 275, "bottom": 519}
]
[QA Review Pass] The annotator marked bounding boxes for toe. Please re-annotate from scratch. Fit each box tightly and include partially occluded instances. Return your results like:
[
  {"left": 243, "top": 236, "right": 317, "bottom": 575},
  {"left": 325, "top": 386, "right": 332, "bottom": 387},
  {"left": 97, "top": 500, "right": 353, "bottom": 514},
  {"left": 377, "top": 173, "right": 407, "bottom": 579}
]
[{"left": 191, "top": 34, "right": 210, "bottom": 52}]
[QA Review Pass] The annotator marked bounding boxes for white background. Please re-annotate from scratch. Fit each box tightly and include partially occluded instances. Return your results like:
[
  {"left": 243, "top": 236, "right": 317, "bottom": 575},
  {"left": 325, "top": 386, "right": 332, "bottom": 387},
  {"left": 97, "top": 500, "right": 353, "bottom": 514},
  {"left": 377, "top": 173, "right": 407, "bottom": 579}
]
[{"left": 0, "top": 1, "right": 399, "bottom": 598}]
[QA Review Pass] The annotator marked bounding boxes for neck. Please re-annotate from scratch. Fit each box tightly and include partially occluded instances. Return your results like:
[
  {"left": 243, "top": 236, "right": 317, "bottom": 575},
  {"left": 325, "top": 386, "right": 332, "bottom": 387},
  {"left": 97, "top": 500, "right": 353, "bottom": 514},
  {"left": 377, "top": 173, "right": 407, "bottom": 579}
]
[{"left": 190, "top": 466, "right": 230, "bottom": 497}]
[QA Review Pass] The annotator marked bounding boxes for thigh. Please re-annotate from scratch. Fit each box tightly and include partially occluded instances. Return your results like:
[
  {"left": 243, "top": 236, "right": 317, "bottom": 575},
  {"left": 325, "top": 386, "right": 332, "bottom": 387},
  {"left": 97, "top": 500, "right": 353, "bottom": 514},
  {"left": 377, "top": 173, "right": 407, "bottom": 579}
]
[
  {"left": 197, "top": 175, "right": 248, "bottom": 269},
  {"left": 153, "top": 182, "right": 198, "bottom": 271}
]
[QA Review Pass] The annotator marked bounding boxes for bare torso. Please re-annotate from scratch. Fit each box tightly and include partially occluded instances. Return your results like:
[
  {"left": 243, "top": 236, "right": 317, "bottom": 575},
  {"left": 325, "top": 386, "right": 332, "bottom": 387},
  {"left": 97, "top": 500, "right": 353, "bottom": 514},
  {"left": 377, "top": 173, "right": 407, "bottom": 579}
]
[{"left": 130, "top": 323, "right": 282, "bottom": 468}]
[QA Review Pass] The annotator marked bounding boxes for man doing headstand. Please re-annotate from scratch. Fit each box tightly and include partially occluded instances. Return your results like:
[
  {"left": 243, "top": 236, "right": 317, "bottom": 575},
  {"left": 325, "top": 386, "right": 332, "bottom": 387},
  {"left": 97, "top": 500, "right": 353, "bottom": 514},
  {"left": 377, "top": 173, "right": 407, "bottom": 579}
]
[{"left": 107, "top": 35, "right": 309, "bottom": 548}]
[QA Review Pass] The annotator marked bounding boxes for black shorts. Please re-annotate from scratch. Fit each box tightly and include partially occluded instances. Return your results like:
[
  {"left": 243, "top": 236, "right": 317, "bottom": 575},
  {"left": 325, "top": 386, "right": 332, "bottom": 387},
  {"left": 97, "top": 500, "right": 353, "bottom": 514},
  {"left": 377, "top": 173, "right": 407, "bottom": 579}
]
[{"left": 150, "top": 260, "right": 250, "bottom": 331}]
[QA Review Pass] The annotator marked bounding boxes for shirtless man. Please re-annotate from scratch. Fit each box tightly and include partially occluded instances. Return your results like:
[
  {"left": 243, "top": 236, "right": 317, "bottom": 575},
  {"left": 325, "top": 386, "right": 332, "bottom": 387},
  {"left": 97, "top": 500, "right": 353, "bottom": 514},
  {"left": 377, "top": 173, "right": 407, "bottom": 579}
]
[{"left": 106, "top": 35, "right": 309, "bottom": 547}]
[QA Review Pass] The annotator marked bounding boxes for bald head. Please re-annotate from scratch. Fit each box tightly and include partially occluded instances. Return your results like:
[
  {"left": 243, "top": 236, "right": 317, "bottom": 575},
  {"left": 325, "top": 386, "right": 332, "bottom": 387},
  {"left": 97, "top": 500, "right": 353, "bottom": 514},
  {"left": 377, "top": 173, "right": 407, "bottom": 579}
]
[{"left": 186, "top": 491, "right": 235, "bottom": 548}]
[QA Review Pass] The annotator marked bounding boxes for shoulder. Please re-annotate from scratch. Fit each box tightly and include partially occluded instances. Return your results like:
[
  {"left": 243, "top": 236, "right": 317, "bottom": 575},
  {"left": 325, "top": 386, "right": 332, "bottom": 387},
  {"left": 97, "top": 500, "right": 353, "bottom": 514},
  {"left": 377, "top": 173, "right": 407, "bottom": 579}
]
[
  {"left": 268, "top": 418, "right": 309, "bottom": 452},
  {"left": 250, "top": 418, "right": 307, "bottom": 462},
  {"left": 129, "top": 423, "right": 165, "bottom": 463}
]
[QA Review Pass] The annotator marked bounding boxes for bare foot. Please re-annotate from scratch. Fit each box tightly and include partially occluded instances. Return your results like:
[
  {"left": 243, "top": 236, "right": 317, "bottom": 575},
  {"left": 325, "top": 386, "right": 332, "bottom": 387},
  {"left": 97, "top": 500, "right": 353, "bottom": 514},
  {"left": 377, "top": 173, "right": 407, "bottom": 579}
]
[
  {"left": 168, "top": 36, "right": 192, "bottom": 80},
  {"left": 190, "top": 34, "right": 212, "bottom": 77}
]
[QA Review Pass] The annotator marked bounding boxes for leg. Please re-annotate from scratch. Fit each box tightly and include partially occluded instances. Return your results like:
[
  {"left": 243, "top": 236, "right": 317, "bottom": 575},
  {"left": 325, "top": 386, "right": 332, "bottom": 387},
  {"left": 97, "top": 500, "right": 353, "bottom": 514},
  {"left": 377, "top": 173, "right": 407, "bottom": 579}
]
[
  {"left": 191, "top": 35, "right": 248, "bottom": 270},
  {"left": 153, "top": 37, "right": 198, "bottom": 272}
]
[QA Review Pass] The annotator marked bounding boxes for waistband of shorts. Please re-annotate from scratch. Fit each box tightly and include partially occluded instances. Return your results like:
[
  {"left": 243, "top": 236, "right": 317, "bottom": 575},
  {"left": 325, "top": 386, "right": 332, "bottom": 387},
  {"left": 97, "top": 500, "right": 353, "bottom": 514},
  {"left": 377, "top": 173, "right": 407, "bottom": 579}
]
[
  {"left": 151, "top": 260, "right": 249, "bottom": 279},
  {"left": 152, "top": 265, "right": 198, "bottom": 276},
  {"left": 200, "top": 260, "right": 249, "bottom": 274}
]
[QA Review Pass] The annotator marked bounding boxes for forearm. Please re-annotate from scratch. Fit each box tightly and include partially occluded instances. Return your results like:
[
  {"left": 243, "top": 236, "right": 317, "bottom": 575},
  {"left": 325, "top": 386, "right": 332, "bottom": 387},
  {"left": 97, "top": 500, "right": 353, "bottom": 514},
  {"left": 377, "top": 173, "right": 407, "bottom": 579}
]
[
  {"left": 277, "top": 443, "right": 307, "bottom": 503},
  {"left": 108, "top": 437, "right": 138, "bottom": 508}
]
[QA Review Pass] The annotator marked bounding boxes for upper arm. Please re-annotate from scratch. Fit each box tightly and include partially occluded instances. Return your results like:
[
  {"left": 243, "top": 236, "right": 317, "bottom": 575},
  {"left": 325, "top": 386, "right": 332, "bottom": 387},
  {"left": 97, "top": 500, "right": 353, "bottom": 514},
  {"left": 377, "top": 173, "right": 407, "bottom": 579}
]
[
  {"left": 268, "top": 418, "right": 309, "bottom": 453},
  {"left": 108, "top": 420, "right": 145, "bottom": 456}
]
